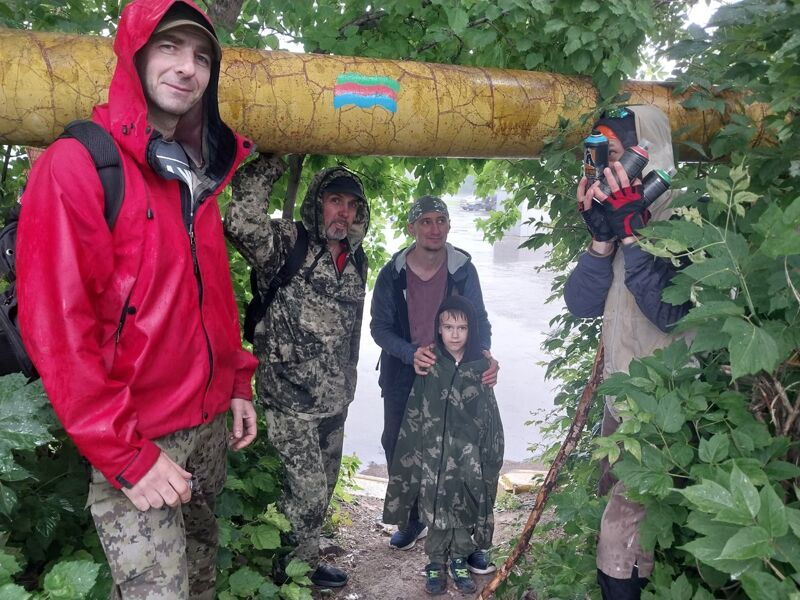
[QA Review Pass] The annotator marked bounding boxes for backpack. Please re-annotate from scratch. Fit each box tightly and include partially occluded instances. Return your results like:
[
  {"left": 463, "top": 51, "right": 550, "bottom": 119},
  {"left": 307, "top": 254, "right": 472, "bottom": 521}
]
[
  {"left": 0, "top": 120, "right": 124, "bottom": 380},
  {"left": 243, "top": 221, "right": 367, "bottom": 344}
]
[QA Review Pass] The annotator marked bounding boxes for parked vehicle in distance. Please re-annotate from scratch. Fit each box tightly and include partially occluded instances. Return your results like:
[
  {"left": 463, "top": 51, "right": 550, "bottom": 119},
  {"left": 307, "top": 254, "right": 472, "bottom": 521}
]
[{"left": 460, "top": 195, "right": 496, "bottom": 212}]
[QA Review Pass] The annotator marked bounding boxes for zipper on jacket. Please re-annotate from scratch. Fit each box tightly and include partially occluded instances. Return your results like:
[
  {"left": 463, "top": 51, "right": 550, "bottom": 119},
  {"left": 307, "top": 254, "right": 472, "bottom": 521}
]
[
  {"left": 115, "top": 293, "right": 133, "bottom": 343},
  {"left": 182, "top": 186, "right": 214, "bottom": 393},
  {"left": 431, "top": 365, "right": 459, "bottom": 523}
]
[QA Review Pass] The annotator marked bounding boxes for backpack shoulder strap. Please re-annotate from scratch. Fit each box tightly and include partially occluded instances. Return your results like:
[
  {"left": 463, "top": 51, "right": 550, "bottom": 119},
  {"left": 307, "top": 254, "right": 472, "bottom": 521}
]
[
  {"left": 60, "top": 120, "right": 125, "bottom": 229},
  {"left": 243, "top": 221, "right": 310, "bottom": 344}
]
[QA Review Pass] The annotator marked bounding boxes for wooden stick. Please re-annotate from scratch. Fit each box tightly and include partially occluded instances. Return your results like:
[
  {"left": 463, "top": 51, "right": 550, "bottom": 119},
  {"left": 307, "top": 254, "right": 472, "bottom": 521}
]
[{"left": 478, "top": 341, "right": 605, "bottom": 599}]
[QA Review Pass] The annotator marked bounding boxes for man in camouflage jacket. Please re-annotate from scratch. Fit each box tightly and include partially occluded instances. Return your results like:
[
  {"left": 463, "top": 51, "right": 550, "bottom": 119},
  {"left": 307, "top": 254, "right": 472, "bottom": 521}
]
[{"left": 225, "top": 154, "right": 369, "bottom": 588}]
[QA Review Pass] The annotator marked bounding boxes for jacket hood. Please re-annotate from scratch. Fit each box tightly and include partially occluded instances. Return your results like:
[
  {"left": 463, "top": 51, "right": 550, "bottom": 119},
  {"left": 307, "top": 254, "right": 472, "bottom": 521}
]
[
  {"left": 103, "top": 0, "right": 238, "bottom": 180},
  {"left": 300, "top": 167, "right": 370, "bottom": 249},
  {"left": 392, "top": 243, "right": 471, "bottom": 276},
  {"left": 434, "top": 295, "right": 484, "bottom": 363},
  {"left": 629, "top": 104, "right": 677, "bottom": 221}
]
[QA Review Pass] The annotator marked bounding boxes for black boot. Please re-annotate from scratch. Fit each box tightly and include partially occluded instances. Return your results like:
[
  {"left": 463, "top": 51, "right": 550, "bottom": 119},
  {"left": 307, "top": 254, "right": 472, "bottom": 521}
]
[{"left": 310, "top": 563, "right": 348, "bottom": 588}]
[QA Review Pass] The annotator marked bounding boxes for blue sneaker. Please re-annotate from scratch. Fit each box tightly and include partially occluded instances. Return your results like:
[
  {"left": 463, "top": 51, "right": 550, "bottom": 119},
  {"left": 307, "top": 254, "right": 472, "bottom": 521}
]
[
  {"left": 389, "top": 519, "right": 428, "bottom": 550},
  {"left": 449, "top": 557, "right": 477, "bottom": 593},
  {"left": 424, "top": 562, "right": 447, "bottom": 595},
  {"left": 467, "top": 549, "right": 496, "bottom": 574}
]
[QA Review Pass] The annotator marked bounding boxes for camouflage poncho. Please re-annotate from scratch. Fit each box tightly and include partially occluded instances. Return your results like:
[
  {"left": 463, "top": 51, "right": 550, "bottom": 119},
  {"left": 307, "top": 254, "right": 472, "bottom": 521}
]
[
  {"left": 383, "top": 347, "right": 504, "bottom": 530},
  {"left": 224, "top": 156, "right": 369, "bottom": 416}
]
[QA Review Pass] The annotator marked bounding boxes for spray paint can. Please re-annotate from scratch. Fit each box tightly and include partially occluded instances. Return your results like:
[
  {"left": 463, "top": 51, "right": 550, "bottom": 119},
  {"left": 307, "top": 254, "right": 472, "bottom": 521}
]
[
  {"left": 583, "top": 130, "right": 608, "bottom": 182},
  {"left": 641, "top": 169, "right": 672, "bottom": 206},
  {"left": 596, "top": 144, "right": 650, "bottom": 198}
]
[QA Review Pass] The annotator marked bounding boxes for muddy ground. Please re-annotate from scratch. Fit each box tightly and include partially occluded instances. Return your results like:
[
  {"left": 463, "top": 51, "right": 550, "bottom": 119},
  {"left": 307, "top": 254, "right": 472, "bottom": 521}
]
[{"left": 311, "top": 489, "right": 538, "bottom": 600}]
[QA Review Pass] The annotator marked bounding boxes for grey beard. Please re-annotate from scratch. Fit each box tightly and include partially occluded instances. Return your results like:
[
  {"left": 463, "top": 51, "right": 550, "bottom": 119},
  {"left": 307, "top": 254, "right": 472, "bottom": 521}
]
[{"left": 326, "top": 225, "right": 348, "bottom": 241}]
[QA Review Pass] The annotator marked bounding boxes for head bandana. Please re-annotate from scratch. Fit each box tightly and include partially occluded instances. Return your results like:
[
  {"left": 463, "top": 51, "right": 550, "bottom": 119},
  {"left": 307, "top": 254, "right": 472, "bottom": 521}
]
[{"left": 407, "top": 195, "right": 449, "bottom": 224}]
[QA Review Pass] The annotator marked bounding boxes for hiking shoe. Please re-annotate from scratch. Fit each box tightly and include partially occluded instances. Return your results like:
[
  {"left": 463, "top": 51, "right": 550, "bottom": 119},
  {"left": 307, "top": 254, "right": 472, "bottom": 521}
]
[
  {"left": 467, "top": 548, "right": 496, "bottom": 574},
  {"left": 309, "top": 563, "right": 348, "bottom": 588},
  {"left": 450, "top": 558, "right": 477, "bottom": 593},
  {"left": 425, "top": 562, "right": 447, "bottom": 595},
  {"left": 389, "top": 519, "right": 428, "bottom": 550}
]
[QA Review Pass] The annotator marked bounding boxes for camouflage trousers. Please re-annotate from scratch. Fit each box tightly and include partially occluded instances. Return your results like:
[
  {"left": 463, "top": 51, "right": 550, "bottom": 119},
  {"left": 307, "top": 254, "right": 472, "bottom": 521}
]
[
  {"left": 87, "top": 414, "right": 228, "bottom": 600},
  {"left": 265, "top": 406, "right": 347, "bottom": 566},
  {"left": 425, "top": 527, "right": 475, "bottom": 564}
]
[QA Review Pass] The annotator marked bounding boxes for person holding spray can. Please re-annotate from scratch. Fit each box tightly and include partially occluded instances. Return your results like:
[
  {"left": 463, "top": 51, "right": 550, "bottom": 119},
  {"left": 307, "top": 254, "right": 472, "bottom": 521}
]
[{"left": 564, "top": 105, "right": 692, "bottom": 599}]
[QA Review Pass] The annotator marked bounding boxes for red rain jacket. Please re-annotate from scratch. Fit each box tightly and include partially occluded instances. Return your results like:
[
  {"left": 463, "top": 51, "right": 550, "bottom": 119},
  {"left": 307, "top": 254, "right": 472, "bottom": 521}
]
[{"left": 17, "top": 0, "right": 257, "bottom": 489}]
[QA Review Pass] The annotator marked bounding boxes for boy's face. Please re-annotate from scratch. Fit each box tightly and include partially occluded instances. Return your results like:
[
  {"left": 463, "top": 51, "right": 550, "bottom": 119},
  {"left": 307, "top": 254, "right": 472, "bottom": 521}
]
[
  {"left": 608, "top": 137, "right": 625, "bottom": 162},
  {"left": 438, "top": 311, "right": 468, "bottom": 357}
]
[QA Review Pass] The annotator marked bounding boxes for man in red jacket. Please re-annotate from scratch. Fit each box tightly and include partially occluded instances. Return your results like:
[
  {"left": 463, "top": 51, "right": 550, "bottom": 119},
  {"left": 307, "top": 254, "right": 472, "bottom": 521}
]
[{"left": 16, "top": 1, "right": 258, "bottom": 597}]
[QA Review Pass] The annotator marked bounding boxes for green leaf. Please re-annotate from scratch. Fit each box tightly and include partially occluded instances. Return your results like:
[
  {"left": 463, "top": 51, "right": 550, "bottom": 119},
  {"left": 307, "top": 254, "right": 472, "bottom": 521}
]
[
  {"left": 42, "top": 560, "right": 101, "bottom": 600},
  {"left": 284, "top": 559, "right": 311, "bottom": 580},
  {"left": 722, "top": 318, "right": 781, "bottom": 379},
  {"left": 698, "top": 433, "right": 730, "bottom": 464},
  {"left": 740, "top": 571, "right": 787, "bottom": 599},
  {"left": 718, "top": 526, "right": 772, "bottom": 560},
  {"left": 757, "top": 485, "right": 788, "bottom": 538},
  {"left": 0, "top": 551, "right": 21, "bottom": 586},
  {"left": 730, "top": 464, "right": 760, "bottom": 519},
  {"left": 0, "top": 583, "right": 31, "bottom": 600},
  {"left": 765, "top": 461, "right": 800, "bottom": 481},
  {"left": 228, "top": 566, "right": 264, "bottom": 597},
  {"left": 677, "top": 479, "right": 735, "bottom": 513},
  {"left": 258, "top": 580, "right": 280, "bottom": 598},
  {"left": 653, "top": 394, "right": 685, "bottom": 433},
  {"left": 683, "top": 256, "right": 739, "bottom": 287},
  {"left": 248, "top": 524, "right": 281, "bottom": 550},
  {"left": 0, "top": 483, "right": 17, "bottom": 518}
]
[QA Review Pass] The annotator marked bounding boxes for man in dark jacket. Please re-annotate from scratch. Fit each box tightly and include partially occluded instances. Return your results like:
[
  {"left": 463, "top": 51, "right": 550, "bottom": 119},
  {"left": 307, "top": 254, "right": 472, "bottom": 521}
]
[
  {"left": 370, "top": 196, "right": 498, "bottom": 571},
  {"left": 564, "top": 105, "right": 692, "bottom": 599},
  {"left": 17, "top": 1, "right": 258, "bottom": 597},
  {"left": 226, "top": 155, "right": 369, "bottom": 589}
]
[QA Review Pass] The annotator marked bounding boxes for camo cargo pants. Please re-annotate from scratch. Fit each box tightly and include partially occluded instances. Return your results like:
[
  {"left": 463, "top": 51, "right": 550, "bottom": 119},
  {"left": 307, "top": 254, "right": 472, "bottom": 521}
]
[
  {"left": 265, "top": 406, "right": 347, "bottom": 566},
  {"left": 86, "top": 414, "right": 227, "bottom": 600}
]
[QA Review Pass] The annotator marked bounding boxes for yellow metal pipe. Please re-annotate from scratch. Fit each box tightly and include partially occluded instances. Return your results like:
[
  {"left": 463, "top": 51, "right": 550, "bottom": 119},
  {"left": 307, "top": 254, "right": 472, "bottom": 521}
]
[{"left": 0, "top": 28, "right": 765, "bottom": 158}]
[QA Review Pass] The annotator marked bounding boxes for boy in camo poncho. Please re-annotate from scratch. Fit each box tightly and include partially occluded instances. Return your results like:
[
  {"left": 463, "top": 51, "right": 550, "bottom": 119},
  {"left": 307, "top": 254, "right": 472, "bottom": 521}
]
[{"left": 383, "top": 295, "right": 504, "bottom": 595}]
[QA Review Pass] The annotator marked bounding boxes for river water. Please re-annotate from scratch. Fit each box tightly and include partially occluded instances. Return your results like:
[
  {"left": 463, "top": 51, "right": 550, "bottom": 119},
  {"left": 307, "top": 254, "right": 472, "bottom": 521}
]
[{"left": 343, "top": 195, "right": 564, "bottom": 470}]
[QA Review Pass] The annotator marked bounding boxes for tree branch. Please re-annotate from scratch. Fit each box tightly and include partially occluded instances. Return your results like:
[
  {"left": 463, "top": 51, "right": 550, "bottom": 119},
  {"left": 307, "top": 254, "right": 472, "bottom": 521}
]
[
  {"left": 206, "top": 0, "right": 245, "bottom": 33},
  {"left": 283, "top": 154, "right": 306, "bottom": 219},
  {"left": 478, "top": 341, "right": 605, "bottom": 599}
]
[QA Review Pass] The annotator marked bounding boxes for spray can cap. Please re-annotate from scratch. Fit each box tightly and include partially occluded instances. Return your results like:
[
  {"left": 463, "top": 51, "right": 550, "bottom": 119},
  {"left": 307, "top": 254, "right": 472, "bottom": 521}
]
[{"left": 654, "top": 168, "right": 672, "bottom": 185}]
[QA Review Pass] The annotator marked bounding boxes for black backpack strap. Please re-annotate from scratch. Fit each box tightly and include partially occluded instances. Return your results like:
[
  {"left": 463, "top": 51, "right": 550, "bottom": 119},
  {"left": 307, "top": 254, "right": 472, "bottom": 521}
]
[
  {"left": 244, "top": 222, "right": 310, "bottom": 344},
  {"left": 60, "top": 120, "right": 125, "bottom": 229}
]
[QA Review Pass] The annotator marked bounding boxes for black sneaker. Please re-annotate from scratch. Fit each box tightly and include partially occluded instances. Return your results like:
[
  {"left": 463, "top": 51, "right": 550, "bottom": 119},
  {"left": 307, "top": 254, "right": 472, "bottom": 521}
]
[
  {"left": 467, "top": 549, "right": 496, "bottom": 574},
  {"left": 309, "top": 563, "right": 348, "bottom": 588},
  {"left": 449, "top": 558, "right": 477, "bottom": 593},
  {"left": 389, "top": 519, "right": 428, "bottom": 550},
  {"left": 425, "top": 562, "right": 447, "bottom": 595}
]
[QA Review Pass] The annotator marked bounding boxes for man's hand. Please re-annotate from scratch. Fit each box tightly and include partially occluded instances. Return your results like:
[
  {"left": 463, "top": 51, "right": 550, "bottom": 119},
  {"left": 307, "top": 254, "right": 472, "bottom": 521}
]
[
  {"left": 229, "top": 397, "right": 257, "bottom": 451},
  {"left": 481, "top": 350, "right": 499, "bottom": 387},
  {"left": 595, "top": 162, "right": 648, "bottom": 243},
  {"left": 122, "top": 452, "right": 192, "bottom": 512},
  {"left": 577, "top": 176, "right": 614, "bottom": 240},
  {"left": 413, "top": 345, "right": 437, "bottom": 375}
]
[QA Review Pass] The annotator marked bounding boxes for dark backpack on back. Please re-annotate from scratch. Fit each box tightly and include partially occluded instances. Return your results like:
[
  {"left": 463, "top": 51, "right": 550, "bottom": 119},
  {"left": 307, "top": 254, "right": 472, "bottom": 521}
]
[
  {"left": 243, "top": 221, "right": 366, "bottom": 344},
  {"left": 0, "top": 120, "right": 124, "bottom": 380}
]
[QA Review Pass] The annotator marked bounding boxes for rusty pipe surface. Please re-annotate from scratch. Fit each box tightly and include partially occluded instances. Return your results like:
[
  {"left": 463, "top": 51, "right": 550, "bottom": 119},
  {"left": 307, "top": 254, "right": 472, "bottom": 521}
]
[{"left": 0, "top": 28, "right": 765, "bottom": 158}]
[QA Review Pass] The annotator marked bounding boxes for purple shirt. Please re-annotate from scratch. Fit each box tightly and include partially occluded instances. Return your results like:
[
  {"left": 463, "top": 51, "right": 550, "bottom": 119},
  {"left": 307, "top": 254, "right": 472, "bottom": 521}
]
[{"left": 406, "top": 260, "right": 447, "bottom": 347}]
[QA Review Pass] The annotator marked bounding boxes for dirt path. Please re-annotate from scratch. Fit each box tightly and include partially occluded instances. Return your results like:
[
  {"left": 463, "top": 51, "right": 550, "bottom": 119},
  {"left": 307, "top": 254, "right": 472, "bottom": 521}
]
[{"left": 312, "top": 492, "right": 536, "bottom": 600}]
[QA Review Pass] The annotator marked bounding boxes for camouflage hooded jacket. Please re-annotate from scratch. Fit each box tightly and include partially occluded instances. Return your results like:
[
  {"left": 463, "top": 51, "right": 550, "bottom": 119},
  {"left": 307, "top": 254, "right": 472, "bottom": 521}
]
[
  {"left": 225, "top": 157, "right": 369, "bottom": 416},
  {"left": 382, "top": 347, "right": 504, "bottom": 530}
]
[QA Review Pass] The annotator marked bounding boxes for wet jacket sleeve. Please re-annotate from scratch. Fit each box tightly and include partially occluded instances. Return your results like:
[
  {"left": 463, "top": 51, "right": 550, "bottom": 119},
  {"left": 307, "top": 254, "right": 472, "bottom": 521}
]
[
  {"left": 224, "top": 153, "right": 288, "bottom": 277},
  {"left": 564, "top": 249, "right": 615, "bottom": 318},
  {"left": 17, "top": 141, "right": 160, "bottom": 489},
  {"left": 370, "top": 264, "right": 417, "bottom": 365},
  {"left": 621, "top": 243, "right": 692, "bottom": 332},
  {"left": 462, "top": 263, "right": 492, "bottom": 351}
]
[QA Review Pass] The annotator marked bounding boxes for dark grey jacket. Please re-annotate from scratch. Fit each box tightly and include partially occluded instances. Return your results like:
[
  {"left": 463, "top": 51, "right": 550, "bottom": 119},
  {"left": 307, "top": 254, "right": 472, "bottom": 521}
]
[{"left": 564, "top": 243, "right": 691, "bottom": 333}]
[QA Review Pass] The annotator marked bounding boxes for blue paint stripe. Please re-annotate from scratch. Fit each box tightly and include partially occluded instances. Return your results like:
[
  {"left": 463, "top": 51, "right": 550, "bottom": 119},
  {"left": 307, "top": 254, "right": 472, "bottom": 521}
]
[{"left": 334, "top": 93, "right": 397, "bottom": 113}]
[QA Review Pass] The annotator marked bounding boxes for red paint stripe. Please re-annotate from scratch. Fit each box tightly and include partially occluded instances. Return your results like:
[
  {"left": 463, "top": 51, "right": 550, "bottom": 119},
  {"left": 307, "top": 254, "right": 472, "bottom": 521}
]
[{"left": 334, "top": 83, "right": 398, "bottom": 101}]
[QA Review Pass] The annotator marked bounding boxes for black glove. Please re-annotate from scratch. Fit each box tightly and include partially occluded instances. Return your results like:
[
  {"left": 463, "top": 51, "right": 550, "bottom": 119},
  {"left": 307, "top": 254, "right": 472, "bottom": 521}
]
[
  {"left": 601, "top": 184, "right": 650, "bottom": 238},
  {"left": 578, "top": 202, "right": 614, "bottom": 242}
]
